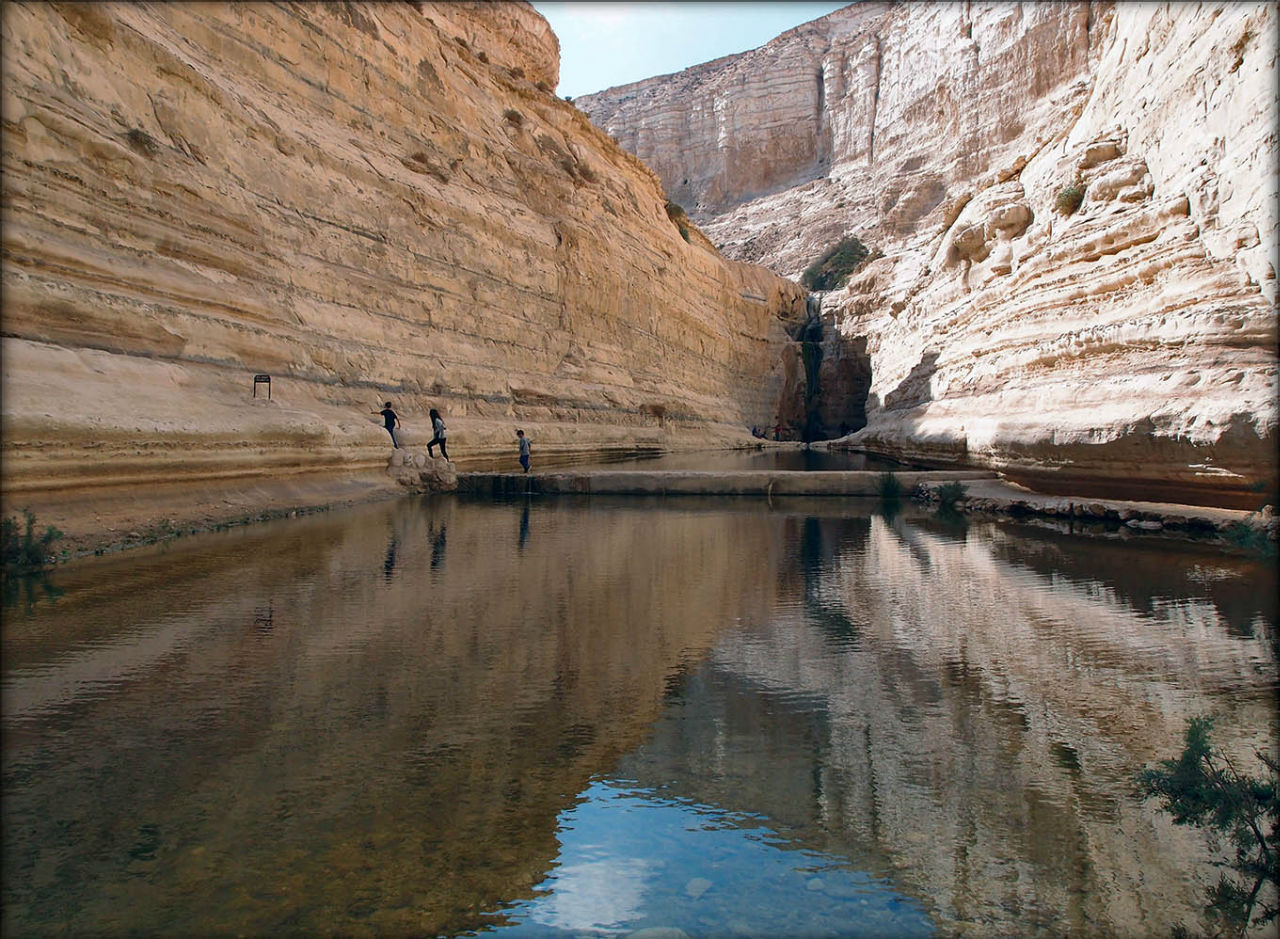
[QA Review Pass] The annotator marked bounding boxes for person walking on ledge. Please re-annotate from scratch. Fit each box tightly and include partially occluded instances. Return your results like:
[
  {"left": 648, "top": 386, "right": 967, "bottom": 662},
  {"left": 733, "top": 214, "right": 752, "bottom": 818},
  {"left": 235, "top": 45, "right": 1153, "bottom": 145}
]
[
  {"left": 517, "top": 428, "right": 531, "bottom": 473},
  {"left": 374, "top": 401, "right": 400, "bottom": 448},
  {"left": 427, "top": 408, "right": 449, "bottom": 461}
]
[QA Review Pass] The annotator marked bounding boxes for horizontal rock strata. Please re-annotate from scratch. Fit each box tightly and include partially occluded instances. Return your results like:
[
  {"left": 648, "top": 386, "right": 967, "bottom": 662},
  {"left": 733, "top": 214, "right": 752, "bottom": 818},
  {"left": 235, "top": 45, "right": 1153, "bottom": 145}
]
[
  {"left": 1, "top": 2, "right": 805, "bottom": 502},
  {"left": 577, "top": 2, "right": 1278, "bottom": 503}
]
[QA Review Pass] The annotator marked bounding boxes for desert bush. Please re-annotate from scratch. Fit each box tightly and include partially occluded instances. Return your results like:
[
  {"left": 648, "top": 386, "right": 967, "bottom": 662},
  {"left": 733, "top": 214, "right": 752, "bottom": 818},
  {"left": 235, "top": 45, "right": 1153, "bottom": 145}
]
[
  {"left": 124, "top": 127, "right": 159, "bottom": 157},
  {"left": 877, "top": 472, "right": 903, "bottom": 502},
  {"left": 1055, "top": 179, "right": 1086, "bottom": 216},
  {"left": 2, "top": 509, "right": 63, "bottom": 576},
  {"left": 665, "top": 200, "right": 691, "bottom": 242},
  {"left": 936, "top": 481, "right": 968, "bottom": 510},
  {"left": 1221, "top": 520, "right": 1276, "bottom": 558},
  {"left": 800, "top": 236, "right": 870, "bottom": 292}
]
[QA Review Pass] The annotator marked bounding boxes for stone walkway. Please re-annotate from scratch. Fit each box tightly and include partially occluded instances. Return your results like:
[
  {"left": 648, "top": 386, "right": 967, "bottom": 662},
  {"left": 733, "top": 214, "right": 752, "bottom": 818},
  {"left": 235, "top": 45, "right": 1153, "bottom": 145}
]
[{"left": 458, "top": 469, "right": 995, "bottom": 497}]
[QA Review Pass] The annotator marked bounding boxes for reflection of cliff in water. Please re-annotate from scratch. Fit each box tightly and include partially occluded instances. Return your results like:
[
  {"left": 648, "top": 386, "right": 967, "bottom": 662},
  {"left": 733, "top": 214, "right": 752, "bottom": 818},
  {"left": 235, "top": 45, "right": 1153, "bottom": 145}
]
[
  {"left": 3, "top": 500, "right": 1274, "bottom": 937},
  {"left": 616, "top": 513, "right": 1277, "bottom": 936},
  {"left": 2, "top": 498, "right": 786, "bottom": 937}
]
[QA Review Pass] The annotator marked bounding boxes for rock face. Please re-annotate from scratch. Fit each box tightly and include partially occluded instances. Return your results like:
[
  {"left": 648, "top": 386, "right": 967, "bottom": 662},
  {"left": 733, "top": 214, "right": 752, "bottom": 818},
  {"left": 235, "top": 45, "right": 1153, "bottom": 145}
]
[
  {"left": 1, "top": 2, "right": 805, "bottom": 500},
  {"left": 577, "top": 2, "right": 1277, "bottom": 504},
  {"left": 387, "top": 449, "right": 458, "bottom": 493}
]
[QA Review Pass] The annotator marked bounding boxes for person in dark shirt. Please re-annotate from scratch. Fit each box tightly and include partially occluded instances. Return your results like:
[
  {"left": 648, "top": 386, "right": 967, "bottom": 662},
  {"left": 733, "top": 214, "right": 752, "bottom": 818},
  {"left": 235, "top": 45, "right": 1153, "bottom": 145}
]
[{"left": 373, "top": 401, "right": 400, "bottom": 448}]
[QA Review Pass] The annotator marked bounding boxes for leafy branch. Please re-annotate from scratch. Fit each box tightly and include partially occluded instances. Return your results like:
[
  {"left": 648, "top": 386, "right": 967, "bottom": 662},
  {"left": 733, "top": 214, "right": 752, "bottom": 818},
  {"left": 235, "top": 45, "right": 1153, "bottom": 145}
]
[{"left": 1139, "top": 717, "right": 1278, "bottom": 937}]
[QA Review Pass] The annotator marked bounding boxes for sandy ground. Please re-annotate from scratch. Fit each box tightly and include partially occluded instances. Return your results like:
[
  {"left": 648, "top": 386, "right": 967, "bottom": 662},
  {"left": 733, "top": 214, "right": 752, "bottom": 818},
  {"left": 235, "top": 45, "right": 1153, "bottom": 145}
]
[{"left": 4, "top": 470, "right": 406, "bottom": 561}]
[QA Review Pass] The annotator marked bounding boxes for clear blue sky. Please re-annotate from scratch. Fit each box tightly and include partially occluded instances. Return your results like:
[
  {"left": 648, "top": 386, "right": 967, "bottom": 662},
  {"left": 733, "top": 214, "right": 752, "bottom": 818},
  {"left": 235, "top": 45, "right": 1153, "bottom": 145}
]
[{"left": 532, "top": 2, "right": 850, "bottom": 99}]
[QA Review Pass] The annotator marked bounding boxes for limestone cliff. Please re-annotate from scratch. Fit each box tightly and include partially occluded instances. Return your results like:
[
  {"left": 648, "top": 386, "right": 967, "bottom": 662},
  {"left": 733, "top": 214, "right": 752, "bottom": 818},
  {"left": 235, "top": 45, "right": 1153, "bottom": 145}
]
[
  {"left": 577, "top": 2, "right": 1277, "bottom": 505},
  {"left": 1, "top": 1, "right": 805, "bottom": 500}
]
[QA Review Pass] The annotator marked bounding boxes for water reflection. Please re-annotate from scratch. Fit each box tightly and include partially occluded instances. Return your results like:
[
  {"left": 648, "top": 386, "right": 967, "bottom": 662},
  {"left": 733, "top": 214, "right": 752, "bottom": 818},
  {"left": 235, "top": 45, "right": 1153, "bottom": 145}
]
[
  {"left": 469, "top": 447, "right": 923, "bottom": 473},
  {"left": 489, "top": 779, "right": 932, "bottom": 937},
  {"left": 2, "top": 570, "right": 63, "bottom": 613},
  {"left": 2, "top": 497, "right": 1274, "bottom": 936}
]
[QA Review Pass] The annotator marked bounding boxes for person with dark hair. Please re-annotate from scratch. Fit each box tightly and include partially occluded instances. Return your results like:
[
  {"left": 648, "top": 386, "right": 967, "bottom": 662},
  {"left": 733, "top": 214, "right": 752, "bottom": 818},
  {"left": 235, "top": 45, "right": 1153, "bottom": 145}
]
[
  {"left": 427, "top": 408, "right": 449, "bottom": 461},
  {"left": 517, "top": 428, "right": 531, "bottom": 473},
  {"left": 373, "top": 401, "right": 400, "bottom": 448}
]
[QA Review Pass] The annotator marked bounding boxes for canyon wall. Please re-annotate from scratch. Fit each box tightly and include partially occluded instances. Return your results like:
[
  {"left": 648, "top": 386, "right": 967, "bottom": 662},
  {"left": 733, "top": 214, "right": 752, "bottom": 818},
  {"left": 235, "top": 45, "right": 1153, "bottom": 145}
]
[
  {"left": 578, "top": 2, "right": 1278, "bottom": 503},
  {"left": 1, "top": 1, "right": 806, "bottom": 500}
]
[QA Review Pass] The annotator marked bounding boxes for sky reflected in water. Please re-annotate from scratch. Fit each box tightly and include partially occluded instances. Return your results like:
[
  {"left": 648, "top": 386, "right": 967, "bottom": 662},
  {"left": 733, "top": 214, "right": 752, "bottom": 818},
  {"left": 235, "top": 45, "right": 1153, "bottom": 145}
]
[{"left": 489, "top": 778, "right": 932, "bottom": 936}]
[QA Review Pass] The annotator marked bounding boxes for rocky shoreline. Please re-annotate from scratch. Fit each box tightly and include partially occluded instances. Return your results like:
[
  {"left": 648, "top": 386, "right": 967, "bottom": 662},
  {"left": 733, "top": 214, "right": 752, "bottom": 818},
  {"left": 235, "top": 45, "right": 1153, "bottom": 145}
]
[{"left": 911, "top": 477, "right": 1277, "bottom": 556}]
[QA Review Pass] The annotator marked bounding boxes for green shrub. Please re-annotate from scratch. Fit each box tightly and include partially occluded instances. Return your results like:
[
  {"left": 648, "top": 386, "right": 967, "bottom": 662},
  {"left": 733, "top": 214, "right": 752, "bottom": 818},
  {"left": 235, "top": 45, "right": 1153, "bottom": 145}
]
[
  {"left": 936, "top": 481, "right": 968, "bottom": 510},
  {"left": 2, "top": 509, "right": 63, "bottom": 576},
  {"left": 1055, "top": 180, "right": 1085, "bottom": 216},
  {"left": 800, "top": 236, "right": 870, "bottom": 292},
  {"left": 877, "top": 472, "right": 903, "bottom": 502},
  {"left": 1139, "top": 717, "right": 1278, "bottom": 936},
  {"left": 124, "top": 127, "right": 159, "bottom": 157},
  {"left": 1221, "top": 521, "right": 1276, "bottom": 558},
  {"left": 665, "top": 200, "right": 691, "bottom": 242}
]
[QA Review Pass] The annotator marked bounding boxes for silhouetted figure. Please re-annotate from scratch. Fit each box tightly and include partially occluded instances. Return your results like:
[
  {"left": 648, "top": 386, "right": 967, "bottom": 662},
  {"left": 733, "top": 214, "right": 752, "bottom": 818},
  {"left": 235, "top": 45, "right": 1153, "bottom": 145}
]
[
  {"left": 373, "top": 401, "right": 400, "bottom": 448},
  {"left": 383, "top": 535, "right": 398, "bottom": 582},
  {"left": 426, "top": 408, "right": 449, "bottom": 461},
  {"left": 517, "top": 428, "right": 531, "bottom": 473},
  {"left": 430, "top": 524, "right": 447, "bottom": 570}
]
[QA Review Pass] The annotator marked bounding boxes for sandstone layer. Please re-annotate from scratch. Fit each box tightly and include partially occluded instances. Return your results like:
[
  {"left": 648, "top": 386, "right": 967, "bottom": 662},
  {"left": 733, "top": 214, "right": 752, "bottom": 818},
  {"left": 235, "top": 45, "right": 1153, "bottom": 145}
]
[
  {"left": 1, "top": 2, "right": 806, "bottom": 511},
  {"left": 577, "top": 2, "right": 1278, "bottom": 505}
]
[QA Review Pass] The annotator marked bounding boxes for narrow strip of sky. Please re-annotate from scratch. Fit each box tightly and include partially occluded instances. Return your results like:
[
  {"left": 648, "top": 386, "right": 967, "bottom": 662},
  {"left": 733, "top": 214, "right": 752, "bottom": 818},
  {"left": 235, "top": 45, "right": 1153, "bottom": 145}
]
[{"left": 532, "top": 2, "right": 850, "bottom": 99}]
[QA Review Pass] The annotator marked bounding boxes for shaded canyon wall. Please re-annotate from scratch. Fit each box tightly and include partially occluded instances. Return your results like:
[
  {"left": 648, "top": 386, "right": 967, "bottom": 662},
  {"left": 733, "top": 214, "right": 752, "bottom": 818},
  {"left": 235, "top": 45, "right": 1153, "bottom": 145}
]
[
  {"left": 1, "top": 1, "right": 806, "bottom": 499},
  {"left": 577, "top": 2, "right": 1278, "bottom": 502}
]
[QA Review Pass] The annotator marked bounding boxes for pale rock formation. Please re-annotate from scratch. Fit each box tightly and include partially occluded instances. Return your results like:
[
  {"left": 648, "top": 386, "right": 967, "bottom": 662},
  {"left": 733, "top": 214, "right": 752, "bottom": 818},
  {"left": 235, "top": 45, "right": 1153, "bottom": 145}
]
[
  {"left": 387, "top": 449, "right": 458, "bottom": 492},
  {"left": 1, "top": 2, "right": 805, "bottom": 503},
  {"left": 578, "top": 2, "right": 1278, "bottom": 503}
]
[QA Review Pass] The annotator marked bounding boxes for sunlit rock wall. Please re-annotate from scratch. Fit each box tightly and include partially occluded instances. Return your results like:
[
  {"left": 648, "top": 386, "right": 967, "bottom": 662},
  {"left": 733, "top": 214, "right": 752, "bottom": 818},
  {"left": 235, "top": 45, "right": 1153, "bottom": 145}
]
[
  {"left": 577, "top": 2, "right": 1278, "bottom": 500},
  {"left": 1, "top": 1, "right": 805, "bottom": 497}
]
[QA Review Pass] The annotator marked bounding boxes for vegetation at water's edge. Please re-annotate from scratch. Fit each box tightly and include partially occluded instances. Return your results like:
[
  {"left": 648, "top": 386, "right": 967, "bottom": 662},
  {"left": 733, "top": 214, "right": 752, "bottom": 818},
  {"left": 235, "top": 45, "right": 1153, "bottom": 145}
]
[
  {"left": 1221, "top": 520, "right": 1277, "bottom": 558},
  {"left": 801, "top": 236, "right": 870, "bottom": 292},
  {"left": 2, "top": 509, "right": 63, "bottom": 576},
  {"left": 1138, "top": 716, "right": 1278, "bottom": 938},
  {"left": 936, "top": 481, "right": 968, "bottom": 511},
  {"left": 877, "top": 472, "right": 903, "bottom": 502}
]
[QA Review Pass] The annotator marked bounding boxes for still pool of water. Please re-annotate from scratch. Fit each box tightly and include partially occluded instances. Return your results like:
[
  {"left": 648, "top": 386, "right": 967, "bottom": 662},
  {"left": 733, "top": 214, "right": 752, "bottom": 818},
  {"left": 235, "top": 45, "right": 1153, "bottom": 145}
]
[
  {"left": 472, "top": 447, "right": 923, "bottom": 474},
  {"left": 3, "top": 494, "right": 1276, "bottom": 936}
]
